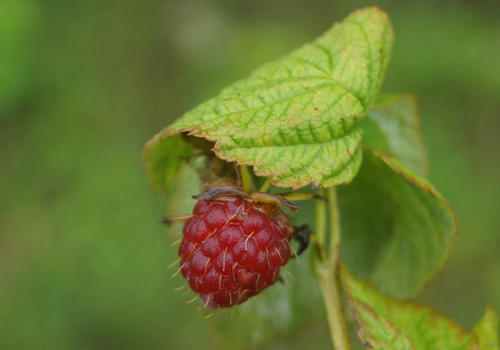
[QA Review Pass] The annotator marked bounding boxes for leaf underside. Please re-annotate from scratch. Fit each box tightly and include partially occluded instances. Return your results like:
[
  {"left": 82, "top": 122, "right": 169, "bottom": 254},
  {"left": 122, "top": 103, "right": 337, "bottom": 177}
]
[
  {"left": 144, "top": 7, "right": 394, "bottom": 189},
  {"left": 339, "top": 149, "right": 457, "bottom": 298},
  {"left": 340, "top": 265, "right": 499, "bottom": 350},
  {"left": 142, "top": 133, "right": 195, "bottom": 193},
  {"left": 362, "top": 93, "right": 428, "bottom": 176}
]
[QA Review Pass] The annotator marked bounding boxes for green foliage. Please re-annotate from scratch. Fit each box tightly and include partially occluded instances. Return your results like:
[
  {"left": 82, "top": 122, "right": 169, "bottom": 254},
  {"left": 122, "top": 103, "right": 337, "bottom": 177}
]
[
  {"left": 145, "top": 7, "right": 394, "bottom": 189},
  {"left": 362, "top": 93, "right": 428, "bottom": 176},
  {"left": 473, "top": 306, "right": 499, "bottom": 350},
  {"left": 340, "top": 265, "right": 499, "bottom": 350},
  {"left": 142, "top": 133, "right": 195, "bottom": 193},
  {"left": 0, "top": 0, "right": 42, "bottom": 116},
  {"left": 339, "top": 150, "right": 457, "bottom": 298},
  {"left": 3, "top": 1, "right": 498, "bottom": 349},
  {"left": 339, "top": 94, "right": 457, "bottom": 298},
  {"left": 141, "top": 6, "right": 495, "bottom": 350}
]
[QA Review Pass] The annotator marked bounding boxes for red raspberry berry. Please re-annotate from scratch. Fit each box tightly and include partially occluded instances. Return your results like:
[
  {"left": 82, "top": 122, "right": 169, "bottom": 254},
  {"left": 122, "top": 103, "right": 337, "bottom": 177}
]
[{"left": 178, "top": 197, "right": 293, "bottom": 309}]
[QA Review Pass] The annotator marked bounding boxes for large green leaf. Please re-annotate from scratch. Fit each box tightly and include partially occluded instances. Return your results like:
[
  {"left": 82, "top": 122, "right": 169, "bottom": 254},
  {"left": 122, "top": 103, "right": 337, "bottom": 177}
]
[
  {"left": 362, "top": 93, "right": 428, "bottom": 176},
  {"left": 340, "top": 265, "right": 499, "bottom": 350},
  {"left": 146, "top": 7, "right": 394, "bottom": 189},
  {"left": 339, "top": 148, "right": 457, "bottom": 298}
]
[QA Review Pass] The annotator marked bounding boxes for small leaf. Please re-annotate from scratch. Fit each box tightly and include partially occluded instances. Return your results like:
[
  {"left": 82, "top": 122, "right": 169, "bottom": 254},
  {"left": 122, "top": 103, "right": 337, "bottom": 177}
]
[
  {"left": 142, "top": 133, "right": 195, "bottom": 193},
  {"left": 164, "top": 162, "right": 203, "bottom": 216},
  {"left": 202, "top": 248, "right": 325, "bottom": 350},
  {"left": 147, "top": 7, "right": 394, "bottom": 189},
  {"left": 339, "top": 148, "right": 457, "bottom": 298},
  {"left": 362, "top": 93, "right": 428, "bottom": 176},
  {"left": 340, "top": 265, "right": 499, "bottom": 350}
]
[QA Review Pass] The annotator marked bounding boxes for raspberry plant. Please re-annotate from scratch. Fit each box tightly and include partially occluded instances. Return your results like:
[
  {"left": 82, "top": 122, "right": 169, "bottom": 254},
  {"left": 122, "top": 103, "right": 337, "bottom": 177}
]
[{"left": 142, "top": 7, "right": 498, "bottom": 350}]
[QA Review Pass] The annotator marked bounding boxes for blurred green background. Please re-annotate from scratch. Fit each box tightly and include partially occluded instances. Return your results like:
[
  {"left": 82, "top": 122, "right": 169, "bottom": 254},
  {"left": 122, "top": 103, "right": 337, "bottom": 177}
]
[{"left": 1, "top": 0, "right": 499, "bottom": 349}]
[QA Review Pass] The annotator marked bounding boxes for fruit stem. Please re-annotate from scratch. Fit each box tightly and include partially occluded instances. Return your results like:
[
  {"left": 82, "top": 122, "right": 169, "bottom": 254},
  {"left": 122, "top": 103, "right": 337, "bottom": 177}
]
[
  {"left": 314, "top": 187, "right": 351, "bottom": 350},
  {"left": 258, "top": 177, "right": 273, "bottom": 193},
  {"left": 240, "top": 166, "right": 254, "bottom": 193}
]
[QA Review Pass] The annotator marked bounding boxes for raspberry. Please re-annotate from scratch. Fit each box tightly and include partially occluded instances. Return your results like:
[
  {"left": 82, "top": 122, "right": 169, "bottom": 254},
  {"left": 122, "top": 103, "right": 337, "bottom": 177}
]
[{"left": 178, "top": 197, "right": 293, "bottom": 309}]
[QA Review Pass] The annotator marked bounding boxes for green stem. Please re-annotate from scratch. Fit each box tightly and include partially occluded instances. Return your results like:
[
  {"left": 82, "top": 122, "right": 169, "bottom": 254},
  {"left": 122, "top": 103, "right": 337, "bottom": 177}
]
[
  {"left": 313, "top": 187, "right": 351, "bottom": 350},
  {"left": 316, "top": 265, "right": 350, "bottom": 350},
  {"left": 258, "top": 177, "right": 273, "bottom": 193},
  {"left": 239, "top": 166, "right": 253, "bottom": 194},
  {"left": 326, "top": 187, "right": 341, "bottom": 269},
  {"left": 315, "top": 189, "right": 326, "bottom": 247}
]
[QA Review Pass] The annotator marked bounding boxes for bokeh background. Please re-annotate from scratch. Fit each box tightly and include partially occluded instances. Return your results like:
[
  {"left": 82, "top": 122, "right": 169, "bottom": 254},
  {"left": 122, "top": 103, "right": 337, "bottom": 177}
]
[{"left": 1, "top": 0, "right": 499, "bottom": 349}]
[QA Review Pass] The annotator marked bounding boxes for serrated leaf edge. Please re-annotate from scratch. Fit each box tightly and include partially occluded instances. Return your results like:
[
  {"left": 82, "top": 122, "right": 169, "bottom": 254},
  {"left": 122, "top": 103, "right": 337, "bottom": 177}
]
[{"left": 340, "top": 264, "right": 486, "bottom": 350}]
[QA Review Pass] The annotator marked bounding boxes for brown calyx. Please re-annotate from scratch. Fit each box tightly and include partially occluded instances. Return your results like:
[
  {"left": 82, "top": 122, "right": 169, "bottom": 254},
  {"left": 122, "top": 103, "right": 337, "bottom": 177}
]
[{"left": 192, "top": 178, "right": 301, "bottom": 213}]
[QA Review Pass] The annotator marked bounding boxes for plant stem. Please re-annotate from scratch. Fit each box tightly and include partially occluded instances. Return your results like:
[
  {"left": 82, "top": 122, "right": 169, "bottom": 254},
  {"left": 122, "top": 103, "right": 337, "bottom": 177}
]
[
  {"left": 313, "top": 187, "right": 351, "bottom": 350},
  {"left": 258, "top": 177, "right": 273, "bottom": 193},
  {"left": 314, "top": 189, "right": 326, "bottom": 247},
  {"left": 239, "top": 166, "right": 253, "bottom": 193},
  {"left": 326, "top": 187, "right": 341, "bottom": 269},
  {"left": 316, "top": 265, "right": 351, "bottom": 350}
]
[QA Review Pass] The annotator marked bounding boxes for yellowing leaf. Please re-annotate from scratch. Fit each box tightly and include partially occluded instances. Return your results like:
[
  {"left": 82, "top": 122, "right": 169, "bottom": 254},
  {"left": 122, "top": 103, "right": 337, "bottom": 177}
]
[
  {"left": 145, "top": 7, "right": 394, "bottom": 189},
  {"left": 473, "top": 306, "right": 499, "bottom": 350},
  {"left": 340, "top": 265, "right": 499, "bottom": 350}
]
